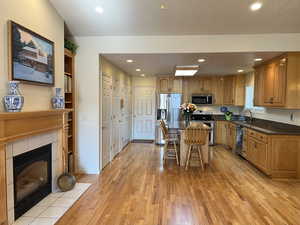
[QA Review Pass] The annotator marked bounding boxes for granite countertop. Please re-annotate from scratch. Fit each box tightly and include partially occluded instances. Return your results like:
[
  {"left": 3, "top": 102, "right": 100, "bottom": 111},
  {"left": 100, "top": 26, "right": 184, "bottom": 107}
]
[
  {"left": 167, "top": 121, "right": 211, "bottom": 131},
  {"left": 211, "top": 114, "right": 300, "bottom": 135},
  {"left": 231, "top": 120, "right": 300, "bottom": 135}
]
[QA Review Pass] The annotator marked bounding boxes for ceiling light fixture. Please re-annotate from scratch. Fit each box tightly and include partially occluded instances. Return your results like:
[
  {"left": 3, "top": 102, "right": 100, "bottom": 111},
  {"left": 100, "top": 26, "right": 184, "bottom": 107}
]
[
  {"left": 250, "top": 2, "right": 263, "bottom": 11},
  {"left": 126, "top": 59, "right": 133, "bottom": 63},
  {"left": 136, "top": 68, "right": 141, "bottom": 72},
  {"left": 254, "top": 58, "right": 263, "bottom": 62},
  {"left": 95, "top": 6, "right": 104, "bottom": 14},
  {"left": 175, "top": 65, "right": 199, "bottom": 76},
  {"left": 198, "top": 59, "right": 206, "bottom": 63},
  {"left": 160, "top": 4, "right": 166, "bottom": 9},
  {"left": 238, "top": 69, "right": 244, "bottom": 73}
]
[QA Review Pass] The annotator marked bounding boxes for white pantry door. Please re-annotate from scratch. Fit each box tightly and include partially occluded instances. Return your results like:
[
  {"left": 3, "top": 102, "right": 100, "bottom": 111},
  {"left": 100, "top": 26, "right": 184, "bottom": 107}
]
[
  {"left": 101, "top": 75, "right": 112, "bottom": 169},
  {"left": 133, "top": 86, "right": 155, "bottom": 140}
]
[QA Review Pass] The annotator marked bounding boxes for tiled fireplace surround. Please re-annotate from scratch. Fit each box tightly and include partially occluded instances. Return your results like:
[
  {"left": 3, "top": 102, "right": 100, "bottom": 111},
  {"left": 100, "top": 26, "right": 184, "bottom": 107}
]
[{"left": 5, "top": 131, "right": 62, "bottom": 225}]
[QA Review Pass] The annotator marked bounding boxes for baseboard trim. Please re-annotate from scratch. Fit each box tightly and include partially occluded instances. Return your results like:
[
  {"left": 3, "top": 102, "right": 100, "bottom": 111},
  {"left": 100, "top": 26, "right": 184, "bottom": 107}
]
[{"left": 131, "top": 139, "right": 154, "bottom": 143}]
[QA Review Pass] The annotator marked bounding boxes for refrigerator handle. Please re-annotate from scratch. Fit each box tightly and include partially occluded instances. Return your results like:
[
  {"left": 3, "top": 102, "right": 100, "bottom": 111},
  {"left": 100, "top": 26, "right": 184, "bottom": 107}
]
[{"left": 167, "top": 95, "right": 170, "bottom": 123}]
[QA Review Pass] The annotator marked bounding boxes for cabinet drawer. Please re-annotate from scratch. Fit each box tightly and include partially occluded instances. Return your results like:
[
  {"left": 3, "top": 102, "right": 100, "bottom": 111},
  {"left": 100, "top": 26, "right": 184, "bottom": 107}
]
[
  {"left": 248, "top": 129, "right": 268, "bottom": 143},
  {"left": 256, "top": 132, "right": 268, "bottom": 143}
]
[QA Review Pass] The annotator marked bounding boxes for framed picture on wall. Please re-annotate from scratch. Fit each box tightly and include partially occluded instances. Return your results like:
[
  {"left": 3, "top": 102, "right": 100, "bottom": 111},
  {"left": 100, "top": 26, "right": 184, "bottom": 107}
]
[{"left": 8, "top": 21, "right": 55, "bottom": 86}]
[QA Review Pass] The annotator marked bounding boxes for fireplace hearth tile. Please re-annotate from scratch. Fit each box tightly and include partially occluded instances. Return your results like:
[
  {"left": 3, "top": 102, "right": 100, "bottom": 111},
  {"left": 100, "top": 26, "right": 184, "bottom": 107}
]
[
  {"left": 13, "top": 183, "right": 92, "bottom": 225},
  {"left": 36, "top": 196, "right": 58, "bottom": 207},
  {"left": 12, "top": 216, "right": 34, "bottom": 225},
  {"left": 23, "top": 206, "right": 47, "bottom": 217},
  {"left": 30, "top": 217, "right": 58, "bottom": 225},
  {"left": 49, "top": 192, "right": 64, "bottom": 198},
  {"left": 39, "top": 206, "right": 68, "bottom": 218},
  {"left": 61, "top": 189, "right": 84, "bottom": 199},
  {"left": 51, "top": 197, "right": 76, "bottom": 208}
]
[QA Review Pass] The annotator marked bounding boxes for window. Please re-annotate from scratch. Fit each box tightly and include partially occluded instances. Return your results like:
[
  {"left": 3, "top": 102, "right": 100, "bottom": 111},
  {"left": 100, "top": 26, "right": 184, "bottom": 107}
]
[{"left": 245, "top": 86, "right": 265, "bottom": 113}]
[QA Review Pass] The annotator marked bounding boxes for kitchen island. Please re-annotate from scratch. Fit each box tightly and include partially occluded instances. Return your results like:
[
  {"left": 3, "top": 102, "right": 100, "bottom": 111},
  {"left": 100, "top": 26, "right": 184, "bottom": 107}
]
[{"left": 168, "top": 121, "right": 212, "bottom": 167}]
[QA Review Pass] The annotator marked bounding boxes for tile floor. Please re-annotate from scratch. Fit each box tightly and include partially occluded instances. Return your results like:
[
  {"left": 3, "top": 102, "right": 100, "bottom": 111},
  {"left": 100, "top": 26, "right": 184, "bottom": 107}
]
[{"left": 13, "top": 183, "right": 91, "bottom": 225}]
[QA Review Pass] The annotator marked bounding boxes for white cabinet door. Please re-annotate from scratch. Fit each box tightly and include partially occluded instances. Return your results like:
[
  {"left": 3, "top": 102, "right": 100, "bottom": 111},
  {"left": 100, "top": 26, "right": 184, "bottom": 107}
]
[
  {"left": 102, "top": 75, "right": 112, "bottom": 169},
  {"left": 112, "top": 96, "right": 121, "bottom": 158},
  {"left": 133, "top": 87, "right": 156, "bottom": 140}
]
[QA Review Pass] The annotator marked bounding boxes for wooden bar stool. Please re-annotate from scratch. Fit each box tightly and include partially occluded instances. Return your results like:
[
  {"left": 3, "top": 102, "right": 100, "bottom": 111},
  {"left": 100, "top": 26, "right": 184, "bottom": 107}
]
[
  {"left": 184, "top": 127, "right": 209, "bottom": 171},
  {"left": 160, "top": 120, "right": 179, "bottom": 165}
]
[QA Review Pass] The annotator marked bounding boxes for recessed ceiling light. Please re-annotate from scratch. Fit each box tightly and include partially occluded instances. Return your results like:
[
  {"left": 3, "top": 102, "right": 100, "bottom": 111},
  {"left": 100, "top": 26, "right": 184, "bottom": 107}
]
[
  {"left": 140, "top": 74, "right": 145, "bottom": 77},
  {"left": 238, "top": 69, "right": 244, "bottom": 73},
  {"left": 250, "top": 2, "right": 263, "bottom": 11},
  {"left": 136, "top": 68, "right": 141, "bottom": 72},
  {"left": 126, "top": 59, "right": 133, "bottom": 63},
  {"left": 160, "top": 4, "right": 166, "bottom": 9},
  {"left": 198, "top": 59, "right": 206, "bottom": 63},
  {"left": 254, "top": 58, "right": 263, "bottom": 62},
  {"left": 95, "top": 6, "right": 104, "bottom": 14}
]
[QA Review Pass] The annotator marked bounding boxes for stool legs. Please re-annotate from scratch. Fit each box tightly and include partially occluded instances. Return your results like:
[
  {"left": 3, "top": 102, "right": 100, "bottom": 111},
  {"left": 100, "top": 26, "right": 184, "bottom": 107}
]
[
  {"left": 197, "top": 145, "right": 204, "bottom": 171},
  {"left": 185, "top": 145, "right": 192, "bottom": 170},
  {"left": 163, "top": 140, "right": 179, "bottom": 165},
  {"left": 185, "top": 144, "right": 205, "bottom": 171},
  {"left": 173, "top": 141, "right": 179, "bottom": 165}
]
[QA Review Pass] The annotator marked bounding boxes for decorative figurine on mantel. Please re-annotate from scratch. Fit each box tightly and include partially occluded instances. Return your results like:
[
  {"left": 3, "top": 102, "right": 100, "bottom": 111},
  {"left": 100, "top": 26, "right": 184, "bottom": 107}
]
[
  {"left": 51, "top": 88, "right": 65, "bottom": 109},
  {"left": 3, "top": 81, "right": 24, "bottom": 112}
]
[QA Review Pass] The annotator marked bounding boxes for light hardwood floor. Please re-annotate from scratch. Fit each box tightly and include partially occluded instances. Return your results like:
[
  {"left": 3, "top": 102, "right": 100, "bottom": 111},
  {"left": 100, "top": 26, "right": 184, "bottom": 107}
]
[{"left": 56, "top": 143, "right": 300, "bottom": 225}]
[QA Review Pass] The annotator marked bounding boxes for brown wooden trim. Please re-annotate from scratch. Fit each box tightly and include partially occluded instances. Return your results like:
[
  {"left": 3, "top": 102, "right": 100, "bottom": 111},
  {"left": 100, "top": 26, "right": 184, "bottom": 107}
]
[{"left": 131, "top": 140, "right": 154, "bottom": 143}]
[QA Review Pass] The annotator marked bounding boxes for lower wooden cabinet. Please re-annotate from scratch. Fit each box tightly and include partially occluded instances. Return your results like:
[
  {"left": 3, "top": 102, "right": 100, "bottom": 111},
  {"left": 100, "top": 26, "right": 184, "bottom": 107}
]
[
  {"left": 245, "top": 128, "right": 300, "bottom": 178},
  {"left": 247, "top": 137, "right": 269, "bottom": 174},
  {"left": 215, "top": 121, "right": 236, "bottom": 150}
]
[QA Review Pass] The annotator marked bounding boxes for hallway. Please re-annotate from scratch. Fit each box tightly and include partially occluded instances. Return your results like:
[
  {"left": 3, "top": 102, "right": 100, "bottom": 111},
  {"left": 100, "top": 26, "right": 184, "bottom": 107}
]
[{"left": 57, "top": 143, "right": 300, "bottom": 225}]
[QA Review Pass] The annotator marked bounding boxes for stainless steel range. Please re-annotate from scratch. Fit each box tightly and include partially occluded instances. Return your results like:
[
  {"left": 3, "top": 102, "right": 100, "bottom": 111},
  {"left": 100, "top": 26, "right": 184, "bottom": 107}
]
[{"left": 190, "top": 114, "right": 215, "bottom": 145}]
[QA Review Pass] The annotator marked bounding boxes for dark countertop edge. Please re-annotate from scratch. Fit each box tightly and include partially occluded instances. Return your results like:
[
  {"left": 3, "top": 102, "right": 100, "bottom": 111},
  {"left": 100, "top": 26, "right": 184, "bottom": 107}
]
[{"left": 230, "top": 121, "right": 300, "bottom": 136}]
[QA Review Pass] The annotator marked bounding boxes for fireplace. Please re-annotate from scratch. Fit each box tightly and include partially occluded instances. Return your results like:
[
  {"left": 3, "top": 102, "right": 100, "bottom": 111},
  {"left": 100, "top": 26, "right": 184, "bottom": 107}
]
[{"left": 13, "top": 144, "right": 52, "bottom": 219}]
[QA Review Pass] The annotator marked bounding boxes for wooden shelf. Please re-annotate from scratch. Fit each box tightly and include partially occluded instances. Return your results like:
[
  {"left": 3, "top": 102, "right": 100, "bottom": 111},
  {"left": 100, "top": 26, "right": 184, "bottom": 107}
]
[
  {"left": 64, "top": 72, "right": 72, "bottom": 77},
  {"left": 64, "top": 48, "right": 76, "bottom": 174}
]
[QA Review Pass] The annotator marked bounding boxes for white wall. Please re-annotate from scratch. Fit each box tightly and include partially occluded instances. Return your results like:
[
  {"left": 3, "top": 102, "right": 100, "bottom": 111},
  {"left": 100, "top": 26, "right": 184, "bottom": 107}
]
[
  {"left": 74, "top": 33, "right": 300, "bottom": 174},
  {"left": 0, "top": 0, "right": 64, "bottom": 112}
]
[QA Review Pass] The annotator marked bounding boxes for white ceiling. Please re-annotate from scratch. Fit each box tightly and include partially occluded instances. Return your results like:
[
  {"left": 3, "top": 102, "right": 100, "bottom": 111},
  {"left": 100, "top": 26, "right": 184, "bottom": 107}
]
[
  {"left": 102, "top": 52, "right": 282, "bottom": 76},
  {"left": 50, "top": 0, "right": 300, "bottom": 36}
]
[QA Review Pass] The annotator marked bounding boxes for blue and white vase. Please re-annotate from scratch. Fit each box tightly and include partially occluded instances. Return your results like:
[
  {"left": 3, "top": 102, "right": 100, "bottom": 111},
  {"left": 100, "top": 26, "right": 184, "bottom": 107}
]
[
  {"left": 51, "top": 88, "right": 65, "bottom": 109},
  {"left": 3, "top": 81, "right": 24, "bottom": 112}
]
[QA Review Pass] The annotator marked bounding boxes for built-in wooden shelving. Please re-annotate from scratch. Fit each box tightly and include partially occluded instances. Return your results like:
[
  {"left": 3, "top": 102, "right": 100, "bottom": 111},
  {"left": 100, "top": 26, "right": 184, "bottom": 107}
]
[{"left": 64, "top": 49, "right": 76, "bottom": 173}]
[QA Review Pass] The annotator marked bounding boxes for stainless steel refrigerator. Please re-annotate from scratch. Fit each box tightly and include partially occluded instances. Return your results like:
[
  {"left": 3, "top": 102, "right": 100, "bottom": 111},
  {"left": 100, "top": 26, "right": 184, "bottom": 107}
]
[{"left": 155, "top": 93, "right": 182, "bottom": 144}]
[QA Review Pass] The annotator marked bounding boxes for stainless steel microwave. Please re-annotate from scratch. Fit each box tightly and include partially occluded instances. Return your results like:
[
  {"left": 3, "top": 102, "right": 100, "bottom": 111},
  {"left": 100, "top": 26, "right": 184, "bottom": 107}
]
[{"left": 191, "top": 95, "right": 213, "bottom": 105}]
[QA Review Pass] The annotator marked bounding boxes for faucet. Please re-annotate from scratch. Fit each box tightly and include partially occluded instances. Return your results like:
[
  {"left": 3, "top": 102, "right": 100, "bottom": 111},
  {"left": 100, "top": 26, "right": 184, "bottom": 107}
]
[{"left": 243, "top": 109, "right": 253, "bottom": 123}]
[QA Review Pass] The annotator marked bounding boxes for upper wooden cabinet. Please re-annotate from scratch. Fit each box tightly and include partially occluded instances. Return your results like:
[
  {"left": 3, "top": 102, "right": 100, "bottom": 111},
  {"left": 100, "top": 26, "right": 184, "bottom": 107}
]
[
  {"left": 198, "top": 77, "right": 212, "bottom": 93},
  {"left": 157, "top": 76, "right": 182, "bottom": 93},
  {"left": 211, "top": 76, "right": 224, "bottom": 105},
  {"left": 223, "top": 75, "right": 235, "bottom": 105},
  {"left": 222, "top": 74, "right": 245, "bottom": 106},
  {"left": 254, "top": 53, "right": 300, "bottom": 109},
  {"left": 182, "top": 75, "right": 245, "bottom": 106}
]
